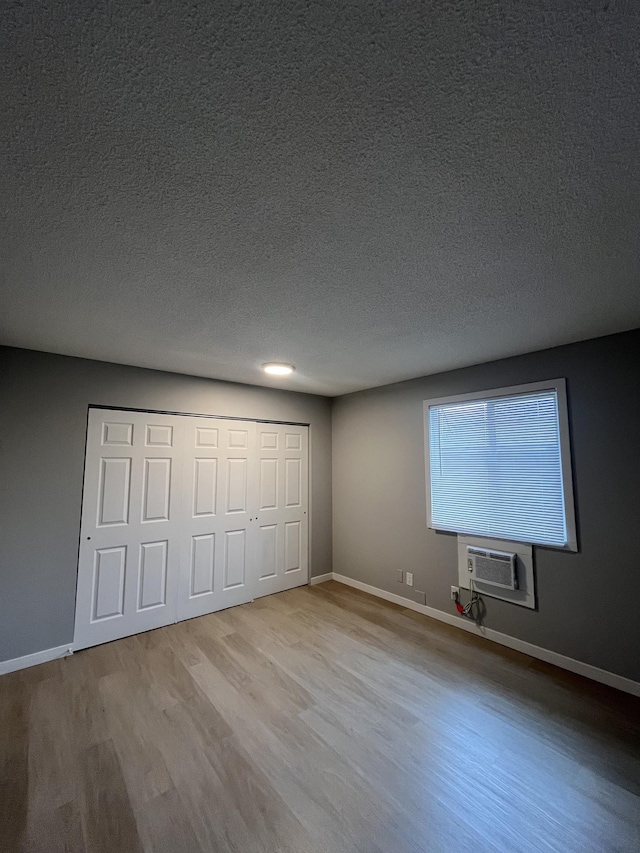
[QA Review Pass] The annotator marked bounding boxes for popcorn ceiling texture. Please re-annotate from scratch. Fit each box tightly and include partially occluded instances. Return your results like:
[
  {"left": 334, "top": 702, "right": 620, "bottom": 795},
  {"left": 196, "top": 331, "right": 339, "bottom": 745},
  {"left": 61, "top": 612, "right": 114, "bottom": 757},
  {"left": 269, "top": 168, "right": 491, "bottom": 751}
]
[{"left": 1, "top": 0, "right": 639, "bottom": 395}]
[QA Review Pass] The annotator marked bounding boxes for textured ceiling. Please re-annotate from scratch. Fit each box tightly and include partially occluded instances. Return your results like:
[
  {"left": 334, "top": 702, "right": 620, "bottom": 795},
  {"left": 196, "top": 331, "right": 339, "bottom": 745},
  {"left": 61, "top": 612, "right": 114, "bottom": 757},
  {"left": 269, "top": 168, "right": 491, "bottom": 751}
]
[{"left": 1, "top": 1, "right": 639, "bottom": 395}]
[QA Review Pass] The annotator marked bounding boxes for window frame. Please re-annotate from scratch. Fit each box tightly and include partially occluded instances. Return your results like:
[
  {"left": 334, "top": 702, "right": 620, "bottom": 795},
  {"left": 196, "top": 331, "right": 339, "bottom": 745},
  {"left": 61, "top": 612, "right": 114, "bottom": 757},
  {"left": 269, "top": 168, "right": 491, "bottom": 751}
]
[{"left": 423, "top": 378, "right": 578, "bottom": 552}]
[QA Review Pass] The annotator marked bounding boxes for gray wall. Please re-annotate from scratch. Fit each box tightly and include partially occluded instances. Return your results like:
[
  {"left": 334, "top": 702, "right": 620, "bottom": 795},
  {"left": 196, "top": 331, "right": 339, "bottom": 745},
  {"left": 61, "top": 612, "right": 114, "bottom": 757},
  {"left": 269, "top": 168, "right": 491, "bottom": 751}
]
[
  {"left": 332, "top": 329, "right": 640, "bottom": 683},
  {"left": 0, "top": 347, "right": 332, "bottom": 661}
]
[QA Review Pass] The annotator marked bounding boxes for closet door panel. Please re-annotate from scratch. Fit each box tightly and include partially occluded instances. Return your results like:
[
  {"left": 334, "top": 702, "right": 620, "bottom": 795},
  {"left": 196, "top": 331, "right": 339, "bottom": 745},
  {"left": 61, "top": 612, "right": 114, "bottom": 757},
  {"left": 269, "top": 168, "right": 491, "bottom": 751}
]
[
  {"left": 177, "top": 418, "right": 257, "bottom": 621},
  {"left": 254, "top": 424, "right": 309, "bottom": 598},
  {"left": 74, "top": 410, "right": 183, "bottom": 651}
]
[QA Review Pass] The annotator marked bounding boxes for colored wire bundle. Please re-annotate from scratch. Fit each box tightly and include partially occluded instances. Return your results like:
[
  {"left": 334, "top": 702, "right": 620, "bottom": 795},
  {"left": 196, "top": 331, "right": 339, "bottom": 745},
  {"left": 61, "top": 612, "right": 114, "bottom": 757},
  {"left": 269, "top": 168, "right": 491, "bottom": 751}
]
[{"left": 454, "top": 580, "right": 484, "bottom": 627}]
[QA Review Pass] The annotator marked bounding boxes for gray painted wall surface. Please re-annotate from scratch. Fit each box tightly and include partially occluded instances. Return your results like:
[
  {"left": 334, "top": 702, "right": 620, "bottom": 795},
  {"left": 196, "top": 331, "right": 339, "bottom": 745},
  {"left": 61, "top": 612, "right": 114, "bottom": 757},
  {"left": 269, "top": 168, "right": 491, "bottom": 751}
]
[
  {"left": 0, "top": 347, "right": 332, "bottom": 661},
  {"left": 332, "top": 329, "right": 640, "bottom": 683}
]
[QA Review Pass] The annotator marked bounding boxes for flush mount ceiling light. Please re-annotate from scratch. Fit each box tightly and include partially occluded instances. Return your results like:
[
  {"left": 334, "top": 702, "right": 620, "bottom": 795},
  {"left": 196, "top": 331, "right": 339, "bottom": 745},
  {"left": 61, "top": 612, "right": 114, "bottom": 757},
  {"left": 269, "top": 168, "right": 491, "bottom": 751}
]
[{"left": 262, "top": 362, "right": 295, "bottom": 376}]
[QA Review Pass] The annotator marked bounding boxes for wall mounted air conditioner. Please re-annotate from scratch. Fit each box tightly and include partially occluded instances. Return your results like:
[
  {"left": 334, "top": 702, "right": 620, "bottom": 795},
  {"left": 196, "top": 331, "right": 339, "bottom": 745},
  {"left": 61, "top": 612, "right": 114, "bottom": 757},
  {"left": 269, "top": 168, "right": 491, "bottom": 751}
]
[{"left": 467, "top": 546, "right": 518, "bottom": 590}]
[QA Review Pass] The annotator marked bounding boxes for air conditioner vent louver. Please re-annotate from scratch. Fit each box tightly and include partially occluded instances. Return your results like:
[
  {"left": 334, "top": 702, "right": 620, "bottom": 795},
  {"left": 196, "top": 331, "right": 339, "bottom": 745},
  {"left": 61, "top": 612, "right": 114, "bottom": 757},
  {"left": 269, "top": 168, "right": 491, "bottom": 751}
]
[
  {"left": 468, "top": 547, "right": 511, "bottom": 562},
  {"left": 467, "top": 546, "right": 518, "bottom": 590}
]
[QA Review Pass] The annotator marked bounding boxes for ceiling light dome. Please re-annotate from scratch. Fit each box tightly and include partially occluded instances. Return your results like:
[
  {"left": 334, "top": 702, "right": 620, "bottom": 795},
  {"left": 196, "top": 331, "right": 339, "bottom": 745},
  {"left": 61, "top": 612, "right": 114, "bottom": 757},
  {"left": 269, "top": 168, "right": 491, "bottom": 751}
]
[{"left": 262, "top": 362, "right": 295, "bottom": 376}]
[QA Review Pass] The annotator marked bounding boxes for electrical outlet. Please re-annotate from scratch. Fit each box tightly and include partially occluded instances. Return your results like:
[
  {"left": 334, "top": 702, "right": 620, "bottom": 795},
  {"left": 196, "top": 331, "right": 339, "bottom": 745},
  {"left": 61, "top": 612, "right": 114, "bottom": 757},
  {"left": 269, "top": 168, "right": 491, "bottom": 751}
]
[
  {"left": 396, "top": 569, "right": 404, "bottom": 583},
  {"left": 451, "top": 585, "right": 459, "bottom": 600},
  {"left": 405, "top": 572, "right": 414, "bottom": 587}
]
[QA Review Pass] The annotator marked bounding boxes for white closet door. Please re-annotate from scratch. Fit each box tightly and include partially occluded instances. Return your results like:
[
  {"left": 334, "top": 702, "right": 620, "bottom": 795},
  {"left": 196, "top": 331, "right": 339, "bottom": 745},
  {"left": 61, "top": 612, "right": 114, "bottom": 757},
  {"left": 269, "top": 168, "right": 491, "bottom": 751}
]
[
  {"left": 254, "top": 423, "right": 309, "bottom": 598},
  {"left": 74, "top": 410, "right": 183, "bottom": 650},
  {"left": 177, "top": 418, "right": 257, "bottom": 621}
]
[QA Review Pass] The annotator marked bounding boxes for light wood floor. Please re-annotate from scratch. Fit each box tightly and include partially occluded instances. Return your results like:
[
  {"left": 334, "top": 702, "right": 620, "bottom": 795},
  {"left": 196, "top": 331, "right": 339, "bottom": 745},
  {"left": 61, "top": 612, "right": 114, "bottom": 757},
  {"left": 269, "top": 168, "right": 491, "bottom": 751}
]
[{"left": 1, "top": 581, "right": 639, "bottom": 853}]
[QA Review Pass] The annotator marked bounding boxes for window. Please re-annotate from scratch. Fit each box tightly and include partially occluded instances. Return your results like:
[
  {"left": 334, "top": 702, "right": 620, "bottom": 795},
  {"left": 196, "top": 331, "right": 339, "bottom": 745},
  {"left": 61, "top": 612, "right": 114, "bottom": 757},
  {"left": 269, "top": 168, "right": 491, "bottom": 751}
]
[{"left": 424, "top": 379, "right": 577, "bottom": 550}]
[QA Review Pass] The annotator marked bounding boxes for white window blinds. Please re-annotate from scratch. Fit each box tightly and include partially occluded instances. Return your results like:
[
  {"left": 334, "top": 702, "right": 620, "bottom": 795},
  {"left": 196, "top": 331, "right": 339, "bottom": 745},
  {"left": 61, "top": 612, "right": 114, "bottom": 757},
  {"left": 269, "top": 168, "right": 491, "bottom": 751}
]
[{"left": 426, "top": 386, "right": 575, "bottom": 548}]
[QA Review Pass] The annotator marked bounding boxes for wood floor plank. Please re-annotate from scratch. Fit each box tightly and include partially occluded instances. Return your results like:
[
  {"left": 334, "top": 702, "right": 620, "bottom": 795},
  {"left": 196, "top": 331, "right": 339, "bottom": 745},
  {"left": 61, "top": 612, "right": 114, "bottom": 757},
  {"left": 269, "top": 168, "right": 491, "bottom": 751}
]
[
  {"left": 0, "top": 672, "right": 29, "bottom": 853},
  {"left": 79, "top": 739, "right": 145, "bottom": 853},
  {"left": 152, "top": 700, "right": 264, "bottom": 853},
  {"left": 27, "top": 675, "right": 81, "bottom": 811},
  {"left": 138, "top": 788, "right": 205, "bottom": 853},
  {"left": 99, "top": 672, "right": 173, "bottom": 805},
  {"left": 20, "top": 798, "right": 85, "bottom": 853},
  {"left": 1, "top": 582, "right": 639, "bottom": 853}
]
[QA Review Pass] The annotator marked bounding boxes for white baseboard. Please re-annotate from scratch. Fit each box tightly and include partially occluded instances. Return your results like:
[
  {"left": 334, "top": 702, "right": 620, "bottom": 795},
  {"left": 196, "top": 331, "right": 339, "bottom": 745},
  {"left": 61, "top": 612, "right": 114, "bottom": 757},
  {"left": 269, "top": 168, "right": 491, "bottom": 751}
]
[
  {"left": 331, "top": 573, "right": 640, "bottom": 698},
  {"left": 5, "top": 576, "right": 638, "bottom": 697},
  {"left": 309, "top": 573, "right": 333, "bottom": 586},
  {"left": 0, "top": 644, "right": 73, "bottom": 676}
]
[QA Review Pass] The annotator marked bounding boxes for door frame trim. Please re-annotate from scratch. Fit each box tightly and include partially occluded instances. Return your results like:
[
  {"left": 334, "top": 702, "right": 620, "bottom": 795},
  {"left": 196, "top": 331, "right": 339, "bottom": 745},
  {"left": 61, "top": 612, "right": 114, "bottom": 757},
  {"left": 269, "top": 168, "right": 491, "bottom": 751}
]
[{"left": 87, "top": 403, "right": 310, "bottom": 427}]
